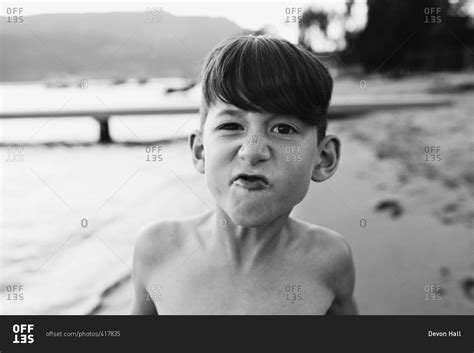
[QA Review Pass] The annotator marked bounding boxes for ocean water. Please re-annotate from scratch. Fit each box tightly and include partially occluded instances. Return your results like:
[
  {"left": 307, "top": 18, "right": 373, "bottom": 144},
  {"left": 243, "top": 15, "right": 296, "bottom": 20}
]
[
  {"left": 1, "top": 140, "right": 217, "bottom": 314},
  {"left": 0, "top": 78, "right": 201, "bottom": 143},
  {"left": 1, "top": 80, "right": 210, "bottom": 314}
]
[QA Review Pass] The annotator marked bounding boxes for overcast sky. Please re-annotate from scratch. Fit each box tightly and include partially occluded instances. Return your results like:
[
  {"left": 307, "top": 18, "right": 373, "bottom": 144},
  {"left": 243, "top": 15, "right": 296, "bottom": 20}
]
[{"left": 1, "top": 0, "right": 369, "bottom": 44}]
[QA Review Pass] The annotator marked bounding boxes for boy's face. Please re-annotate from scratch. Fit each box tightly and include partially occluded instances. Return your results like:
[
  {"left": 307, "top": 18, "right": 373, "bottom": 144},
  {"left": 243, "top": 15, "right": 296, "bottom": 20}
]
[{"left": 190, "top": 101, "right": 340, "bottom": 227}]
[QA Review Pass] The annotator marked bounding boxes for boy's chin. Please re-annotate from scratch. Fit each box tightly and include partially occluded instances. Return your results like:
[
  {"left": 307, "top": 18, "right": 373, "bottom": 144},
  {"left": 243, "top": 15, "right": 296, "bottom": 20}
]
[{"left": 227, "top": 208, "right": 278, "bottom": 228}]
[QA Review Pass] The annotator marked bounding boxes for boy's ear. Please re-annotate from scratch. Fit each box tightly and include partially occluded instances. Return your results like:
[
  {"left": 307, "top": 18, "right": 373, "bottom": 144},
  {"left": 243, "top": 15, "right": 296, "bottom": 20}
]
[
  {"left": 311, "top": 135, "right": 341, "bottom": 182},
  {"left": 189, "top": 129, "right": 205, "bottom": 174}
]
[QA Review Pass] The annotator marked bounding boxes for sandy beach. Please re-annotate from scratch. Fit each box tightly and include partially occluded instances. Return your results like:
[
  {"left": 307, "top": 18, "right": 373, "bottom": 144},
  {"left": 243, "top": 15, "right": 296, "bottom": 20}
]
[
  {"left": 2, "top": 73, "right": 473, "bottom": 315},
  {"left": 98, "top": 73, "right": 474, "bottom": 315}
]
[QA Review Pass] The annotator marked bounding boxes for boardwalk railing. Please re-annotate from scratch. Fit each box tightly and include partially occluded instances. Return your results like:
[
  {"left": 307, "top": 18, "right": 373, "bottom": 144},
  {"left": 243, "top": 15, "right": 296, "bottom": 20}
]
[
  {"left": 0, "top": 105, "right": 200, "bottom": 143},
  {"left": 0, "top": 95, "right": 452, "bottom": 143}
]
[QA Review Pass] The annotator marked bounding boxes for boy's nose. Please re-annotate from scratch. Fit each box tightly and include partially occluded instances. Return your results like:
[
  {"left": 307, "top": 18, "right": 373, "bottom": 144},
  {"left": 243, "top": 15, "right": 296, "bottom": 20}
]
[{"left": 237, "top": 133, "right": 270, "bottom": 165}]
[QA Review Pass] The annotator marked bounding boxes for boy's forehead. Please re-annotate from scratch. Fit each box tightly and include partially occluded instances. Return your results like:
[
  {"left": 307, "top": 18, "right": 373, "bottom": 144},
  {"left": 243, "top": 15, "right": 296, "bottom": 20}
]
[
  {"left": 208, "top": 101, "right": 245, "bottom": 117},
  {"left": 207, "top": 101, "right": 298, "bottom": 121}
]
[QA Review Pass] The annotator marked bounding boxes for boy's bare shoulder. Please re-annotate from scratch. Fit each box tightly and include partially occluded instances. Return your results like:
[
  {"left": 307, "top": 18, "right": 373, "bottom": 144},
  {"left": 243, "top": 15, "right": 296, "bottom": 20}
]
[
  {"left": 133, "top": 219, "right": 183, "bottom": 268},
  {"left": 289, "top": 218, "right": 355, "bottom": 282},
  {"left": 133, "top": 212, "right": 213, "bottom": 268},
  {"left": 290, "top": 217, "right": 351, "bottom": 251},
  {"left": 290, "top": 219, "right": 357, "bottom": 314}
]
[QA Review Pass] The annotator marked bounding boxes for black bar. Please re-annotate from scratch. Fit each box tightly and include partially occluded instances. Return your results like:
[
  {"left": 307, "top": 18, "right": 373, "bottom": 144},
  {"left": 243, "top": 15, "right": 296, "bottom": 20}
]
[{"left": 0, "top": 316, "right": 472, "bottom": 353}]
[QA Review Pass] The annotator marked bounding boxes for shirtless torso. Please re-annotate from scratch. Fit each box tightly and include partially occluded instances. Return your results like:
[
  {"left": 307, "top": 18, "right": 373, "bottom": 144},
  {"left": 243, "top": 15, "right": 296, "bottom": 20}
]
[{"left": 131, "top": 211, "right": 358, "bottom": 315}]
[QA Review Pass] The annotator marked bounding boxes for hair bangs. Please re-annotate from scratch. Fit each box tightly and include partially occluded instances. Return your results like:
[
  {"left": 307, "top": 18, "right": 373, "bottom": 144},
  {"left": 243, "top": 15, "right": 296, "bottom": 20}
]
[{"left": 200, "top": 35, "right": 333, "bottom": 140}]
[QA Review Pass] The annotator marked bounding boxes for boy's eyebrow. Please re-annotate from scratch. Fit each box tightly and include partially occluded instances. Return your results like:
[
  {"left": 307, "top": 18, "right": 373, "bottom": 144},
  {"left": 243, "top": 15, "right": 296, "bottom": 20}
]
[{"left": 214, "top": 108, "right": 299, "bottom": 123}]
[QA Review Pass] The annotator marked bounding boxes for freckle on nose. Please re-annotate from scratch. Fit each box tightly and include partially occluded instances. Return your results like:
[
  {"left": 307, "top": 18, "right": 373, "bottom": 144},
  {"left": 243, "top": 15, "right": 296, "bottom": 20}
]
[{"left": 249, "top": 134, "right": 259, "bottom": 144}]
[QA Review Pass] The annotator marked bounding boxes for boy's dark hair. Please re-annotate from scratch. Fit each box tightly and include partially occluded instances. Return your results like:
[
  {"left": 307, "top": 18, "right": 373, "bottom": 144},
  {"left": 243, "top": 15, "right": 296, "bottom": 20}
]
[{"left": 199, "top": 34, "right": 333, "bottom": 142}]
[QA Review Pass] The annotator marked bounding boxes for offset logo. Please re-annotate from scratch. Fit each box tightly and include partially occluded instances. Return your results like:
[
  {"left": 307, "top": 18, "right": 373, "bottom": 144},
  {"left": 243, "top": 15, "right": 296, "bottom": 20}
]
[
  {"left": 145, "top": 145, "right": 164, "bottom": 162},
  {"left": 5, "top": 7, "right": 24, "bottom": 23},
  {"left": 285, "top": 284, "right": 303, "bottom": 304},
  {"left": 6, "top": 284, "right": 24, "bottom": 300},
  {"left": 424, "top": 7, "right": 442, "bottom": 24},
  {"left": 284, "top": 7, "right": 302, "bottom": 23},
  {"left": 12, "top": 324, "right": 34, "bottom": 344}
]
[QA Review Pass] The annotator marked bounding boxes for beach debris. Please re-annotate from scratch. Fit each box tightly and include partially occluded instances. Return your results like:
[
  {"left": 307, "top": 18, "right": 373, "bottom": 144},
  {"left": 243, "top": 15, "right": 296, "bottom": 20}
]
[
  {"left": 165, "top": 80, "right": 197, "bottom": 94},
  {"left": 460, "top": 277, "right": 474, "bottom": 301},
  {"left": 443, "top": 203, "right": 459, "bottom": 213},
  {"left": 439, "top": 216, "right": 455, "bottom": 225},
  {"left": 443, "top": 178, "right": 459, "bottom": 189},
  {"left": 112, "top": 78, "right": 127, "bottom": 85},
  {"left": 439, "top": 266, "right": 451, "bottom": 279},
  {"left": 374, "top": 199, "right": 403, "bottom": 218},
  {"left": 398, "top": 173, "right": 409, "bottom": 185},
  {"left": 461, "top": 169, "right": 474, "bottom": 186},
  {"left": 436, "top": 204, "right": 474, "bottom": 228}
]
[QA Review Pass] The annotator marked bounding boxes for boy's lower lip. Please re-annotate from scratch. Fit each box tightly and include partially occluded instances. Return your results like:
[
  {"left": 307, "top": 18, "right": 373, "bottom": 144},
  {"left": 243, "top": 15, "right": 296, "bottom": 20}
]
[{"left": 232, "top": 178, "right": 269, "bottom": 191}]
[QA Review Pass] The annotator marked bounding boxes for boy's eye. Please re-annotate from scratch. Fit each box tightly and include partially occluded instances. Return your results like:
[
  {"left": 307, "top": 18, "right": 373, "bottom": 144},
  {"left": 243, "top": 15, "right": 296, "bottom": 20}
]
[
  {"left": 217, "top": 123, "right": 243, "bottom": 131},
  {"left": 271, "top": 124, "right": 297, "bottom": 135}
]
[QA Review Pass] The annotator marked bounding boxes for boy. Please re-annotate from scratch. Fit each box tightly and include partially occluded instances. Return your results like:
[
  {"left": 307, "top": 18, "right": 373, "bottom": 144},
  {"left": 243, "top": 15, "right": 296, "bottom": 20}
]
[{"left": 131, "top": 35, "right": 358, "bottom": 315}]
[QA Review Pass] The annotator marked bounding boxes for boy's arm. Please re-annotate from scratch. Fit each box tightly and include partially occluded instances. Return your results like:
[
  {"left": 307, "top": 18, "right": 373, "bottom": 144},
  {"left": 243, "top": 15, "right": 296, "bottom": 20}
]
[
  {"left": 130, "top": 229, "right": 158, "bottom": 315},
  {"left": 325, "top": 237, "right": 359, "bottom": 315}
]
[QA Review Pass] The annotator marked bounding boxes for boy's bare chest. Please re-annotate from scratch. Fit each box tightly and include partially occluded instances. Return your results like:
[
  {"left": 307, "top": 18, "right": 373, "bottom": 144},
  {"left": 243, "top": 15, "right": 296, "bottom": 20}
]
[{"left": 149, "top": 255, "right": 335, "bottom": 315}]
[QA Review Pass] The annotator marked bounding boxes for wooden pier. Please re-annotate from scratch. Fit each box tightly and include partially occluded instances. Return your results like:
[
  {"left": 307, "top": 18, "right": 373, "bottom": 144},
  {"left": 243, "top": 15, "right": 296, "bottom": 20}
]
[{"left": 0, "top": 95, "right": 452, "bottom": 143}]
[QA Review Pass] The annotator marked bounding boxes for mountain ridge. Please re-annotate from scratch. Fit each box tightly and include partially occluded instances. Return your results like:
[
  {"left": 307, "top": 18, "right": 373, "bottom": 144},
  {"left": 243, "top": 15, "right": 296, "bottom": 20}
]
[{"left": 0, "top": 11, "right": 245, "bottom": 82}]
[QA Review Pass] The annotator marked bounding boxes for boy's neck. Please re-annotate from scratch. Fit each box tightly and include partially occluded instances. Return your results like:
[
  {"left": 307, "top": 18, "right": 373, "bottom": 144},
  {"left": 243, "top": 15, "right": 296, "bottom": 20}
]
[{"left": 210, "top": 206, "right": 292, "bottom": 271}]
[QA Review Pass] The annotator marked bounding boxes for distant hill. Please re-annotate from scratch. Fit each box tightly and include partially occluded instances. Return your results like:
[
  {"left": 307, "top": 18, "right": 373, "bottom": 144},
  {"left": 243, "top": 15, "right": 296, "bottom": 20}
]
[{"left": 0, "top": 11, "right": 245, "bottom": 82}]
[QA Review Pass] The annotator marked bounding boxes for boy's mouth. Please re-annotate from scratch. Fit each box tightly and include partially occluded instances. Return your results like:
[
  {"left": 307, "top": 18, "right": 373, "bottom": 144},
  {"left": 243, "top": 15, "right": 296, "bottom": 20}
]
[{"left": 231, "top": 173, "right": 270, "bottom": 191}]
